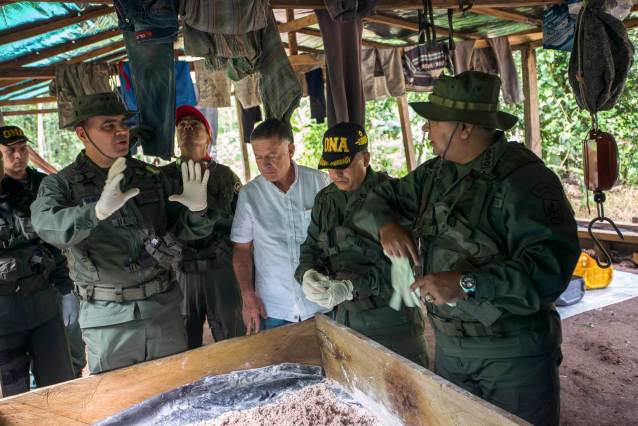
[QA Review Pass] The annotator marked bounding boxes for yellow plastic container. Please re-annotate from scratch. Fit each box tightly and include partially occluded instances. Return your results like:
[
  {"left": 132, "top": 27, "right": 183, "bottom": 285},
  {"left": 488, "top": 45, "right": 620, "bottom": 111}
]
[{"left": 572, "top": 252, "right": 614, "bottom": 289}]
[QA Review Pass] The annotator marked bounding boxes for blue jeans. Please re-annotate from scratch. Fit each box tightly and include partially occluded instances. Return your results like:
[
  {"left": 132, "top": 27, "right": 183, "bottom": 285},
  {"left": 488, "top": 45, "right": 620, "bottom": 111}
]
[
  {"left": 122, "top": 31, "right": 175, "bottom": 159},
  {"left": 261, "top": 318, "right": 293, "bottom": 331},
  {"left": 114, "top": 0, "right": 179, "bottom": 43}
]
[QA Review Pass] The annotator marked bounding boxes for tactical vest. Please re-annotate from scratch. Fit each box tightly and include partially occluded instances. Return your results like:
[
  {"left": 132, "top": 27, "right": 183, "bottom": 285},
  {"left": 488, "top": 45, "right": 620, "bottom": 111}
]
[
  {"left": 0, "top": 178, "right": 55, "bottom": 295},
  {"left": 415, "top": 140, "right": 546, "bottom": 337},
  {"left": 317, "top": 171, "right": 391, "bottom": 307},
  {"left": 58, "top": 156, "right": 182, "bottom": 296}
]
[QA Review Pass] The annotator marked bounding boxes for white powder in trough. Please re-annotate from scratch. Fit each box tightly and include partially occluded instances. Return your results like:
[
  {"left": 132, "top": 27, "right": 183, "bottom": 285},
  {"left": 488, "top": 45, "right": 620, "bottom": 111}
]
[{"left": 203, "top": 382, "right": 381, "bottom": 426}]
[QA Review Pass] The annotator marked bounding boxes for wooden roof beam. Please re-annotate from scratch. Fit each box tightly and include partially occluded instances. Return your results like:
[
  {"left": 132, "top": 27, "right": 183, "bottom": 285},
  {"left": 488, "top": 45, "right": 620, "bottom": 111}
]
[
  {"left": 278, "top": 13, "right": 317, "bottom": 33},
  {"left": 0, "top": 6, "right": 114, "bottom": 46},
  {"left": 6, "top": 0, "right": 562, "bottom": 8},
  {"left": 270, "top": 1, "right": 561, "bottom": 9},
  {"left": 282, "top": 42, "right": 323, "bottom": 54},
  {"left": 288, "top": 54, "right": 323, "bottom": 69},
  {"left": 65, "top": 40, "right": 125, "bottom": 65},
  {"left": 0, "top": 80, "right": 43, "bottom": 97},
  {"left": 0, "top": 97, "right": 56, "bottom": 107},
  {"left": 0, "top": 39, "right": 125, "bottom": 82},
  {"left": 90, "top": 48, "right": 128, "bottom": 64},
  {"left": 0, "top": 29, "right": 121, "bottom": 70},
  {"left": 365, "top": 13, "right": 481, "bottom": 40},
  {"left": 296, "top": 27, "right": 397, "bottom": 49},
  {"left": 471, "top": 7, "right": 542, "bottom": 27},
  {"left": 0, "top": 108, "right": 58, "bottom": 117}
]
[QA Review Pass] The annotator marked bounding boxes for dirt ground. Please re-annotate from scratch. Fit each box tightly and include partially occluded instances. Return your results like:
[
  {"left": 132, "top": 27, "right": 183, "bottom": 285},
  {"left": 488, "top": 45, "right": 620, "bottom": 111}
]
[{"left": 560, "top": 296, "right": 638, "bottom": 426}]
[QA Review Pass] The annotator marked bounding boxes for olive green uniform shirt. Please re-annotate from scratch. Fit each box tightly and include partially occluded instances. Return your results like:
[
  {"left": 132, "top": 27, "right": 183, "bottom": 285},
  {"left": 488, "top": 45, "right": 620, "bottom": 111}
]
[
  {"left": 356, "top": 133, "right": 580, "bottom": 358},
  {"left": 30, "top": 152, "right": 217, "bottom": 328}
]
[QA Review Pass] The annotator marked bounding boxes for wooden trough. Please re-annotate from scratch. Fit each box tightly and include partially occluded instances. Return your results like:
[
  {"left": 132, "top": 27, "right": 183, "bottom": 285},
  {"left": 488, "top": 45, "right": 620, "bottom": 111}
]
[{"left": 0, "top": 316, "right": 527, "bottom": 425}]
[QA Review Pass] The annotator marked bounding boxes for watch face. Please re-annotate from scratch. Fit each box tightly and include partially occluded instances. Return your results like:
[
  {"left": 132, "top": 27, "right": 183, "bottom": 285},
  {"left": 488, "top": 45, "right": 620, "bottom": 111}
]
[{"left": 461, "top": 274, "right": 476, "bottom": 290}]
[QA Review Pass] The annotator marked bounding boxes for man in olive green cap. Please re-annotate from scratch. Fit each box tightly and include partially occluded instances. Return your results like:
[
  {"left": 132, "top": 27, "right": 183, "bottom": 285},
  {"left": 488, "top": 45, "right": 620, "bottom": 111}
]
[
  {"left": 355, "top": 71, "right": 580, "bottom": 425},
  {"left": 0, "top": 125, "right": 75, "bottom": 395},
  {"left": 31, "top": 92, "right": 217, "bottom": 374},
  {"left": 295, "top": 122, "right": 428, "bottom": 367}
]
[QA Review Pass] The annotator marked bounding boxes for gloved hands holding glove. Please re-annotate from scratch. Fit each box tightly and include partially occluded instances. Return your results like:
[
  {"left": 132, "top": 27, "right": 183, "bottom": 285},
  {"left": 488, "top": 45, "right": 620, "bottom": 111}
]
[
  {"left": 61, "top": 293, "right": 79, "bottom": 327},
  {"left": 386, "top": 251, "right": 421, "bottom": 311},
  {"left": 95, "top": 157, "right": 140, "bottom": 220},
  {"left": 303, "top": 269, "right": 353, "bottom": 311},
  {"left": 169, "top": 160, "right": 210, "bottom": 212},
  {"left": 302, "top": 269, "right": 330, "bottom": 297}
]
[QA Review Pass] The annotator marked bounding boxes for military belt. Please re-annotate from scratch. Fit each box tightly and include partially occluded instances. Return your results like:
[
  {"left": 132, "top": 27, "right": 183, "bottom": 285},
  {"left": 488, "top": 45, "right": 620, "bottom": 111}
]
[
  {"left": 75, "top": 276, "right": 173, "bottom": 302},
  {"left": 428, "top": 307, "right": 551, "bottom": 338}
]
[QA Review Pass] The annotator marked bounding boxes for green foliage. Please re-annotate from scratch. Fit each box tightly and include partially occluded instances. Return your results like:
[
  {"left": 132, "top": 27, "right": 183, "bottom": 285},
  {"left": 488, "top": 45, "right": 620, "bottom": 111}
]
[{"left": 3, "top": 104, "right": 83, "bottom": 169}]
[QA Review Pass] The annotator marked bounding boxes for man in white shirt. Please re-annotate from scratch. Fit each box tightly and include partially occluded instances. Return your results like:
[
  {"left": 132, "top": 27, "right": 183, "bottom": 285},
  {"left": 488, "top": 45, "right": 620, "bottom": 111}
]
[{"left": 231, "top": 119, "right": 330, "bottom": 334}]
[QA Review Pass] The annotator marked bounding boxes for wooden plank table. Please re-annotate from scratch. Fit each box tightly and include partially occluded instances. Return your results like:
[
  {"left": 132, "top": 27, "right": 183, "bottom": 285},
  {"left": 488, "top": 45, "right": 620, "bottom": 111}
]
[{"left": 0, "top": 317, "right": 527, "bottom": 426}]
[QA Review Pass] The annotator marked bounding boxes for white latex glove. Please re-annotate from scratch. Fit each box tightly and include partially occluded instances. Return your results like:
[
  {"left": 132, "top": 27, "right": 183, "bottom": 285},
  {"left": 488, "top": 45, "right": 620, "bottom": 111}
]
[
  {"left": 386, "top": 251, "right": 421, "bottom": 311},
  {"left": 95, "top": 157, "right": 140, "bottom": 220},
  {"left": 61, "top": 293, "right": 79, "bottom": 327},
  {"left": 305, "top": 279, "right": 353, "bottom": 310},
  {"left": 302, "top": 268, "right": 330, "bottom": 298},
  {"left": 168, "top": 160, "right": 210, "bottom": 212}
]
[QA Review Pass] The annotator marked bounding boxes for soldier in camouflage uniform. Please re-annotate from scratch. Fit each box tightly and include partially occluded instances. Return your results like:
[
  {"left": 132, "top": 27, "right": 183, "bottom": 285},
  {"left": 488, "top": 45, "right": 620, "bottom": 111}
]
[
  {"left": 31, "top": 93, "right": 216, "bottom": 374},
  {"left": 296, "top": 123, "right": 428, "bottom": 367},
  {"left": 0, "top": 125, "right": 75, "bottom": 396},
  {"left": 161, "top": 105, "right": 244, "bottom": 348},
  {"left": 356, "top": 72, "right": 580, "bottom": 425}
]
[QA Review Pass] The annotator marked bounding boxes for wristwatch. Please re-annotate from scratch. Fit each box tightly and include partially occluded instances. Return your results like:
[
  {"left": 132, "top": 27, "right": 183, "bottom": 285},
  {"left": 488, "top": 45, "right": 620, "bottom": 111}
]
[{"left": 459, "top": 273, "right": 477, "bottom": 294}]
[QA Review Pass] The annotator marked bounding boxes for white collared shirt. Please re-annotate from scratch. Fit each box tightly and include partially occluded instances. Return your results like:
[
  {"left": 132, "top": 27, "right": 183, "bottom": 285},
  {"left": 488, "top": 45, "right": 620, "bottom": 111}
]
[{"left": 230, "top": 162, "right": 331, "bottom": 322}]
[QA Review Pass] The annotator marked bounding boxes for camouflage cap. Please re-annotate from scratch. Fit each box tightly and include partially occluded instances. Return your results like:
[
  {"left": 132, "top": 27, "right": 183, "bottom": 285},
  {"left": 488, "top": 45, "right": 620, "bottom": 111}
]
[{"left": 65, "top": 92, "right": 135, "bottom": 129}]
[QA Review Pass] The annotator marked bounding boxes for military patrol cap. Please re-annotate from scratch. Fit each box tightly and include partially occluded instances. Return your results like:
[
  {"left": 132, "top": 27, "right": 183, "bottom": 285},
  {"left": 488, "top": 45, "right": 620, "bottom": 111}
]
[
  {"left": 0, "top": 125, "right": 29, "bottom": 146},
  {"left": 318, "top": 122, "right": 368, "bottom": 170},
  {"left": 65, "top": 92, "right": 134, "bottom": 129},
  {"left": 410, "top": 71, "right": 518, "bottom": 130}
]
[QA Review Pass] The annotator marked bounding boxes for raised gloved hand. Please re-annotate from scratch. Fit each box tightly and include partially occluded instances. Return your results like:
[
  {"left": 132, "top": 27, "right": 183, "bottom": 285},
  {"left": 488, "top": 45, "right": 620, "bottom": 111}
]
[
  {"left": 168, "top": 160, "right": 210, "bottom": 212},
  {"left": 305, "top": 279, "right": 353, "bottom": 310},
  {"left": 386, "top": 251, "right": 421, "bottom": 311},
  {"left": 95, "top": 157, "right": 140, "bottom": 220},
  {"left": 61, "top": 293, "right": 79, "bottom": 327},
  {"left": 302, "top": 269, "right": 330, "bottom": 299}
]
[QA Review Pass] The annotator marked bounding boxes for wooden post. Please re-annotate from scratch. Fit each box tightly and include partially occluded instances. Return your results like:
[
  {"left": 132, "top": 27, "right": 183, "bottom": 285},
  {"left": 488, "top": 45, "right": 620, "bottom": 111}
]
[
  {"left": 397, "top": 95, "right": 416, "bottom": 171},
  {"left": 521, "top": 45, "right": 541, "bottom": 157},
  {"left": 36, "top": 103, "right": 47, "bottom": 160},
  {"left": 234, "top": 98, "right": 252, "bottom": 183},
  {"left": 286, "top": 9, "right": 298, "bottom": 55}
]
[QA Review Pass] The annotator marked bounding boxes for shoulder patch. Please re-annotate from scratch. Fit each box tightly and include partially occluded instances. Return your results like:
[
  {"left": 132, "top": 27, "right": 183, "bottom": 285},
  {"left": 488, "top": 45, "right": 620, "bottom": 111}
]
[{"left": 531, "top": 182, "right": 565, "bottom": 226}]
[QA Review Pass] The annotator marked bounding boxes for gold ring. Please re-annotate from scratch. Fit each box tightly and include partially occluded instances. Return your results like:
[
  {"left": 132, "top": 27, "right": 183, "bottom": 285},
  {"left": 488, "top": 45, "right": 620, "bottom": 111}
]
[{"left": 424, "top": 293, "right": 435, "bottom": 304}]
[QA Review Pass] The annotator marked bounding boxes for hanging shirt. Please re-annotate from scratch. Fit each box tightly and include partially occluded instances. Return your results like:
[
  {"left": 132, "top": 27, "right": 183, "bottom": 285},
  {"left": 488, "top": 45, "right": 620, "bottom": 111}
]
[{"left": 118, "top": 60, "right": 197, "bottom": 111}]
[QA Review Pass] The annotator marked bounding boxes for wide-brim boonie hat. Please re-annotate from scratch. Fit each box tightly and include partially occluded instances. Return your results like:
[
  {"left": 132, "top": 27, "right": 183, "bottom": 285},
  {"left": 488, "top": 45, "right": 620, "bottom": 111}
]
[
  {"left": 65, "top": 92, "right": 135, "bottom": 129},
  {"left": 410, "top": 71, "right": 518, "bottom": 131}
]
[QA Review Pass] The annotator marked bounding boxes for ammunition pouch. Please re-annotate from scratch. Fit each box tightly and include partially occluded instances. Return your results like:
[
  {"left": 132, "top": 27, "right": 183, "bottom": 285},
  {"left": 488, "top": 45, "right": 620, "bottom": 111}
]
[{"left": 0, "top": 245, "right": 56, "bottom": 296}]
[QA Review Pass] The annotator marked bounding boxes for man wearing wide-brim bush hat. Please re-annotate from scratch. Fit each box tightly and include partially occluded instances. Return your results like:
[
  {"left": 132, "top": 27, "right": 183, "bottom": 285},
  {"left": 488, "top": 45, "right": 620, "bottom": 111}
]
[{"left": 355, "top": 71, "right": 580, "bottom": 425}]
